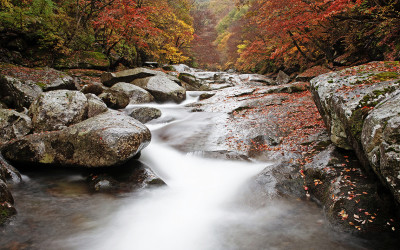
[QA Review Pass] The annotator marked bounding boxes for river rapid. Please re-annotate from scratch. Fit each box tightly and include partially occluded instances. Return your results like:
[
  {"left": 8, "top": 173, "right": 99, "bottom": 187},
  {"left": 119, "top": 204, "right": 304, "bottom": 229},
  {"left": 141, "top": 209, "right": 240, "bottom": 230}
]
[{"left": 1, "top": 92, "right": 371, "bottom": 249}]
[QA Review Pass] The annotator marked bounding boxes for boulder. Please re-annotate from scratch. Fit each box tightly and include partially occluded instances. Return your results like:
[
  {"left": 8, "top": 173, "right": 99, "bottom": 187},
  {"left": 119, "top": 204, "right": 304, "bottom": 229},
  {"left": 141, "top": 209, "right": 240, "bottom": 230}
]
[
  {"left": 29, "top": 90, "right": 88, "bottom": 132},
  {"left": 125, "top": 107, "right": 161, "bottom": 123},
  {"left": 99, "top": 89, "right": 130, "bottom": 109},
  {"left": 42, "top": 71, "right": 78, "bottom": 91},
  {"left": 0, "top": 75, "right": 42, "bottom": 110},
  {"left": 178, "top": 73, "right": 211, "bottom": 91},
  {"left": 362, "top": 92, "right": 400, "bottom": 202},
  {"left": 80, "top": 82, "right": 107, "bottom": 96},
  {"left": 111, "top": 82, "right": 154, "bottom": 104},
  {"left": 85, "top": 94, "right": 108, "bottom": 118},
  {"left": 87, "top": 159, "right": 165, "bottom": 192},
  {"left": 0, "top": 109, "right": 32, "bottom": 144},
  {"left": 2, "top": 111, "right": 151, "bottom": 168},
  {"left": 276, "top": 70, "right": 291, "bottom": 85},
  {"left": 310, "top": 61, "right": 400, "bottom": 203},
  {"left": 303, "top": 145, "right": 398, "bottom": 234},
  {"left": 133, "top": 76, "right": 186, "bottom": 103},
  {"left": 101, "top": 68, "right": 158, "bottom": 87}
]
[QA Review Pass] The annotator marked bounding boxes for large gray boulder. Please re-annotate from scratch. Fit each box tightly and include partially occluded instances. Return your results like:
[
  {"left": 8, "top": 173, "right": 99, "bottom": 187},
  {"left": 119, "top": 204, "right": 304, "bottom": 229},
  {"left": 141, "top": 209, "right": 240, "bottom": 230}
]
[
  {"left": 29, "top": 90, "right": 88, "bottom": 132},
  {"left": 0, "top": 109, "right": 32, "bottom": 144},
  {"left": 2, "top": 111, "right": 151, "bottom": 168},
  {"left": 111, "top": 82, "right": 154, "bottom": 104},
  {"left": 0, "top": 75, "right": 42, "bottom": 110},
  {"left": 310, "top": 61, "right": 400, "bottom": 203},
  {"left": 178, "top": 73, "right": 211, "bottom": 91},
  {"left": 101, "top": 68, "right": 158, "bottom": 87},
  {"left": 133, "top": 76, "right": 186, "bottom": 103},
  {"left": 362, "top": 92, "right": 400, "bottom": 202}
]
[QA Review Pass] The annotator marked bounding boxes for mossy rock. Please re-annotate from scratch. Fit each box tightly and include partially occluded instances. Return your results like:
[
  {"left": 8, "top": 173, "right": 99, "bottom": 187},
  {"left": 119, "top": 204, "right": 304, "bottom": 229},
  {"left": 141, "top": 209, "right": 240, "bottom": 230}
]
[{"left": 373, "top": 72, "right": 400, "bottom": 81}]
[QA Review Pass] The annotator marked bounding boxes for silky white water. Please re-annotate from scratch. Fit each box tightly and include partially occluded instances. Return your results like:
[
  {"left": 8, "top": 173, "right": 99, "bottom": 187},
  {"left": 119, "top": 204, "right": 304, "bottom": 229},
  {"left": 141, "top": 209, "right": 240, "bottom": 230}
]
[
  {"left": 68, "top": 142, "right": 266, "bottom": 250},
  {"left": 57, "top": 92, "right": 369, "bottom": 250},
  {"left": 66, "top": 92, "right": 269, "bottom": 250}
]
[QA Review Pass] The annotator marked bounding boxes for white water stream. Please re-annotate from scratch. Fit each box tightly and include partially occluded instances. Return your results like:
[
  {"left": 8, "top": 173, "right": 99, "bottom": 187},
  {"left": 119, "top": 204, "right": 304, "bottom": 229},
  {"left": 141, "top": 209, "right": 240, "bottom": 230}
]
[
  {"left": 66, "top": 92, "right": 268, "bottom": 250},
  {"left": 60, "top": 92, "right": 368, "bottom": 250}
]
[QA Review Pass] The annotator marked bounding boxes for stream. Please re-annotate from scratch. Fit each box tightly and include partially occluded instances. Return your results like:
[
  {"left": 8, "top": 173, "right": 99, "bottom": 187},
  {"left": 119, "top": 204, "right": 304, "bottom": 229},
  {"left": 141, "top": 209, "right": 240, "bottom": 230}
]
[{"left": 0, "top": 92, "right": 372, "bottom": 249}]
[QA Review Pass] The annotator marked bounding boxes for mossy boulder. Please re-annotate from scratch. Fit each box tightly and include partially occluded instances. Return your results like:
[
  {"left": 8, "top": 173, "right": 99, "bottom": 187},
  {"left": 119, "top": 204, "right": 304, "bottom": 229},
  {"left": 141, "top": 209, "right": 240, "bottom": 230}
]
[{"left": 310, "top": 61, "right": 400, "bottom": 203}]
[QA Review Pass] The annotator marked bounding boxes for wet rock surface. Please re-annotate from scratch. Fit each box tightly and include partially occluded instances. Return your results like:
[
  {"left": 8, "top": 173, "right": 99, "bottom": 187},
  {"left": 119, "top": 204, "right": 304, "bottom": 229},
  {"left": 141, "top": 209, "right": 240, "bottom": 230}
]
[
  {"left": 155, "top": 64, "right": 400, "bottom": 238},
  {"left": 87, "top": 159, "right": 165, "bottom": 193},
  {"left": 133, "top": 75, "right": 186, "bottom": 103},
  {"left": 29, "top": 90, "right": 88, "bottom": 132},
  {"left": 125, "top": 106, "right": 162, "bottom": 124},
  {"left": 111, "top": 82, "right": 154, "bottom": 104},
  {"left": 2, "top": 111, "right": 151, "bottom": 168}
]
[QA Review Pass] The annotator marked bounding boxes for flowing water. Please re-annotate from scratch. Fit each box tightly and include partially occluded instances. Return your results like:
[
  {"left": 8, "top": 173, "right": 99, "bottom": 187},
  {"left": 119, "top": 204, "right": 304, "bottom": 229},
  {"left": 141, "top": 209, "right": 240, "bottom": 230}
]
[{"left": 0, "top": 92, "right": 379, "bottom": 249}]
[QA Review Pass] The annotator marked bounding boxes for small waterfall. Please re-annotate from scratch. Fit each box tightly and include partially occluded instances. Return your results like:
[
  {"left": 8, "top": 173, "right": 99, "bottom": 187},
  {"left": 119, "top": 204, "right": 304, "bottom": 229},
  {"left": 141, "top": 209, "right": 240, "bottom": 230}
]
[{"left": 68, "top": 92, "right": 268, "bottom": 250}]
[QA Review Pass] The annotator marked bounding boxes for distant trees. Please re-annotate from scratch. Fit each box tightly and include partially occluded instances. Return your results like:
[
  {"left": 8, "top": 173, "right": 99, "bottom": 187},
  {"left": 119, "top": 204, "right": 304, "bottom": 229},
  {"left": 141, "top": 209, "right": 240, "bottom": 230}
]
[{"left": 211, "top": 0, "right": 400, "bottom": 73}]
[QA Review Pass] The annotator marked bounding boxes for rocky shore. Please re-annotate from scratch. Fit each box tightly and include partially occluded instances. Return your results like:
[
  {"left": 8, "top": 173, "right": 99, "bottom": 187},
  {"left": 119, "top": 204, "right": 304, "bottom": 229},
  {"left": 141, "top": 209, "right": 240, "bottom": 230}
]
[{"left": 0, "top": 61, "right": 400, "bottom": 241}]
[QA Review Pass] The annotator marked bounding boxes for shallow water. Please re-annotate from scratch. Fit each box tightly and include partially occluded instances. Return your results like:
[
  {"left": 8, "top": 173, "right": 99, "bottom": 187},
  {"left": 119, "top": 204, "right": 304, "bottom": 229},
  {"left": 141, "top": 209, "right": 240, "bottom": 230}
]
[{"left": 0, "top": 91, "right": 381, "bottom": 250}]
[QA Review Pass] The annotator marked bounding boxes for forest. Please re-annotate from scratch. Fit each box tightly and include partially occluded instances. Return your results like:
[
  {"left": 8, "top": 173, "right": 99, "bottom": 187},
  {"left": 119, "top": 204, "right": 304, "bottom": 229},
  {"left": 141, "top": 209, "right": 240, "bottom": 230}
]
[{"left": 1, "top": 0, "right": 399, "bottom": 73}]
